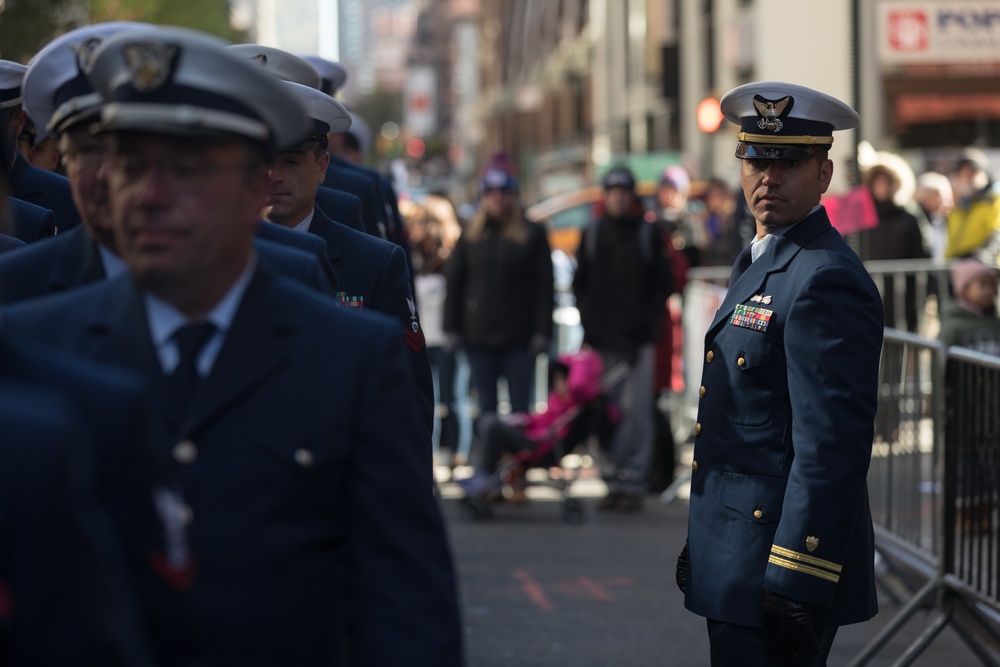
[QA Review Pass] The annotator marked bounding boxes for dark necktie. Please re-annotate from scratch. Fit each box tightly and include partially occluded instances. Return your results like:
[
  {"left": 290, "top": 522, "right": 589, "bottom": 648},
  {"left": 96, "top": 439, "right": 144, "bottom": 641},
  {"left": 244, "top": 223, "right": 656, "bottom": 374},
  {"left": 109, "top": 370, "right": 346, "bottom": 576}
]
[
  {"left": 167, "top": 321, "right": 217, "bottom": 420},
  {"left": 728, "top": 244, "right": 753, "bottom": 287}
]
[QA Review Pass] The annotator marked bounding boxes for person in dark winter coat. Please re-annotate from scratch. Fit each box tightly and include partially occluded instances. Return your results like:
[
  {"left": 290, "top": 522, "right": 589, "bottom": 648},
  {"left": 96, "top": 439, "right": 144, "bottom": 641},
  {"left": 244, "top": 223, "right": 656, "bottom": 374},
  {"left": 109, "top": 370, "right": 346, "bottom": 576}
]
[
  {"left": 573, "top": 166, "right": 674, "bottom": 512},
  {"left": 858, "top": 159, "right": 928, "bottom": 331},
  {"left": 444, "top": 167, "right": 553, "bottom": 417}
]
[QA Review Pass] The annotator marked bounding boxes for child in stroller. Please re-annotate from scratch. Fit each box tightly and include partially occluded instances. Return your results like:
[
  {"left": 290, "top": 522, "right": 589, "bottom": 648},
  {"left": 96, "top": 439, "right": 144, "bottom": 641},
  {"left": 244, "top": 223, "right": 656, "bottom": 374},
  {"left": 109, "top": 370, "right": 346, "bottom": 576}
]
[{"left": 459, "top": 349, "right": 617, "bottom": 522}]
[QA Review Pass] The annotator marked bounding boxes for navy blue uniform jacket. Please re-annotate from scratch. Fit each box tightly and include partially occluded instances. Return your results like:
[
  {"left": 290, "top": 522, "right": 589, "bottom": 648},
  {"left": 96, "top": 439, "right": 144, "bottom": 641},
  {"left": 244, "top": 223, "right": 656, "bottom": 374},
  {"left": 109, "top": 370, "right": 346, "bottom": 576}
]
[
  {"left": 0, "top": 335, "right": 195, "bottom": 662},
  {"left": 0, "top": 224, "right": 334, "bottom": 306},
  {"left": 0, "top": 383, "right": 156, "bottom": 666},
  {"left": 8, "top": 152, "right": 81, "bottom": 232},
  {"left": 0, "top": 234, "right": 23, "bottom": 253},
  {"left": 322, "top": 159, "right": 384, "bottom": 236},
  {"left": 3, "top": 197, "right": 56, "bottom": 242},
  {"left": 683, "top": 208, "right": 883, "bottom": 628},
  {"left": 315, "top": 184, "right": 365, "bottom": 233},
  {"left": 0, "top": 269, "right": 462, "bottom": 665},
  {"left": 308, "top": 205, "right": 434, "bottom": 434}
]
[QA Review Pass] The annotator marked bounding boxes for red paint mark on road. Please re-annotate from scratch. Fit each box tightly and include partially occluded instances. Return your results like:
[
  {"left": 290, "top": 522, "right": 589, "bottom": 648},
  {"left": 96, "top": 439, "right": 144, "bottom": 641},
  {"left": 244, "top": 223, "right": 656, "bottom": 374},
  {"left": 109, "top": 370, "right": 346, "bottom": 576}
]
[
  {"left": 576, "top": 576, "right": 614, "bottom": 601},
  {"left": 513, "top": 569, "right": 553, "bottom": 612}
]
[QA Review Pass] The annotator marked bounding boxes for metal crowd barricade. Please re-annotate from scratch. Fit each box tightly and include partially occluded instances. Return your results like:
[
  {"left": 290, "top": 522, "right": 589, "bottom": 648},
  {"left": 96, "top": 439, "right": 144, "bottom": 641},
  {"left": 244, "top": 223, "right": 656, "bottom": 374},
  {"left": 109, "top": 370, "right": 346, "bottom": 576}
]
[
  {"left": 863, "top": 258, "right": 951, "bottom": 335},
  {"left": 850, "top": 342, "right": 1000, "bottom": 667}
]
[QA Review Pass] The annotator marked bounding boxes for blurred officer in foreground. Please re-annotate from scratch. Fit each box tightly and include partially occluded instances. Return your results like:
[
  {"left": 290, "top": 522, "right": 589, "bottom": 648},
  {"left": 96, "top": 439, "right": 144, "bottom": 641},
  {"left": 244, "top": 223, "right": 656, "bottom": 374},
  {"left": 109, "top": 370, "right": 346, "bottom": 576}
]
[
  {"left": 1, "top": 60, "right": 81, "bottom": 232},
  {"left": 0, "top": 384, "right": 155, "bottom": 667},
  {"left": 0, "top": 26, "right": 462, "bottom": 666},
  {"left": 574, "top": 166, "right": 673, "bottom": 512},
  {"left": 0, "top": 23, "right": 334, "bottom": 307},
  {"left": 677, "top": 82, "right": 883, "bottom": 666}
]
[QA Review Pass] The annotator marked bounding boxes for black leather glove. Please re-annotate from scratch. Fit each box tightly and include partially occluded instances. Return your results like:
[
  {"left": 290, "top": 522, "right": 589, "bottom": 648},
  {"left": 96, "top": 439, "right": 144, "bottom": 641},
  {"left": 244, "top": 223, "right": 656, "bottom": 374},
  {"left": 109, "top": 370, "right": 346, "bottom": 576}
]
[
  {"left": 760, "top": 590, "right": 819, "bottom": 658},
  {"left": 675, "top": 544, "right": 687, "bottom": 593}
]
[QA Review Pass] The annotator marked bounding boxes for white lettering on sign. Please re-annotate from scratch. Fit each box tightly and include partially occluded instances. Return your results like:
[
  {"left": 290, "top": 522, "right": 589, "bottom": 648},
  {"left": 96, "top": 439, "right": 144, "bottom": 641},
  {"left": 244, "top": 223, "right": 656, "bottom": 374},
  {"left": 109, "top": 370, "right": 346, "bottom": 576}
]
[{"left": 879, "top": 0, "right": 1000, "bottom": 63}]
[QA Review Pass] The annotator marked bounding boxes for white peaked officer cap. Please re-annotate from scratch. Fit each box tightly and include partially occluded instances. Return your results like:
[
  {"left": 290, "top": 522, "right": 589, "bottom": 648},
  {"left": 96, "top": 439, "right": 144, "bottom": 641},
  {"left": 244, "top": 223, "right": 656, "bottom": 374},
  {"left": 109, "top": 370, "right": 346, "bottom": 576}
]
[
  {"left": 87, "top": 26, "right": 309, "bottom": 153},
  {"left": 278, "top": 81, "right": 352, "bottom": 152},
  {"left": 227, "top": 44, "right": 321, "bottom": 89},
  {"left": 720, "top": 81, "right": 859, "bottom": 161},
  {"left": 0, "top": 61, "right": 27, "bottom": 109},
  {"left": 23, "top": 22, "right": 148, "bottom": 135},
  {"left": 300, "top": 55, "right": 347, "bottom": 96}
]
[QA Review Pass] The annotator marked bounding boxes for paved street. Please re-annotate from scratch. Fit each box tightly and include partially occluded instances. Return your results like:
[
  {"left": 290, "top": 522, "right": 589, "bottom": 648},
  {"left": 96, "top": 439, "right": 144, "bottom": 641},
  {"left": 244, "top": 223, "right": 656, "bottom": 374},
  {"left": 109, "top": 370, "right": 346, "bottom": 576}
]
[{"left": 439, "top": 466, "right": 991, "bottom": 667}]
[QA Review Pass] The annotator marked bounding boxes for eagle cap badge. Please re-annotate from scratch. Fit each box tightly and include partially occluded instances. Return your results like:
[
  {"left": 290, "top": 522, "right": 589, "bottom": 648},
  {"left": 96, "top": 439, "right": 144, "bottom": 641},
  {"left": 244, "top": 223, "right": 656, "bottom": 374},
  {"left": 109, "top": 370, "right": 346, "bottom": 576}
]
[
  {"left": 71, "top": 36, "right": 106, "bottom": 74},
  {"left": 753, "top": 95, "right": 793, "bottom": 133},
  {"left": 122, "top": 41, "right": 180, "bottom": 93},
  {"left": 805, "top": 535, "right": 819, "bottom": 552}
]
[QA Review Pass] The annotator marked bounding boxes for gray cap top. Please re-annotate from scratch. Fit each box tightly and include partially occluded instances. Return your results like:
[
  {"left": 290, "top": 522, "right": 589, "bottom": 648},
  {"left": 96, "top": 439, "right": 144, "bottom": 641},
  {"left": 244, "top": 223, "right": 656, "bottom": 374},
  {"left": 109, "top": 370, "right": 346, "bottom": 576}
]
[
  {"left": 227, "top": 44, "right": 321, "bottom": 89},
  {"left": 24, "top": 22, "right": 148, "bottom": 134},
  {"left": 300, "top": 55, "right": 347, "bottom": 96},
  {"left": 88, "top": 26, "right": 309, "bottom": 151}
]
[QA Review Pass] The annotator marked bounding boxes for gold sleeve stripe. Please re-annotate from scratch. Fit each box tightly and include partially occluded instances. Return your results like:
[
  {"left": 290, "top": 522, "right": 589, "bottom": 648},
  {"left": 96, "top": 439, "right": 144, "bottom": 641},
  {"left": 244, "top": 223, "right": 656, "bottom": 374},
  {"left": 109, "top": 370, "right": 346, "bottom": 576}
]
[
  {"left": 768, "top": 555, "right": 841, "bottom": 584},
  {"left": 770, "top": 545, "right": 843, "bottom": 573},
  {"left": 736, "top": 132, "right": 834, "bottom": 146}
]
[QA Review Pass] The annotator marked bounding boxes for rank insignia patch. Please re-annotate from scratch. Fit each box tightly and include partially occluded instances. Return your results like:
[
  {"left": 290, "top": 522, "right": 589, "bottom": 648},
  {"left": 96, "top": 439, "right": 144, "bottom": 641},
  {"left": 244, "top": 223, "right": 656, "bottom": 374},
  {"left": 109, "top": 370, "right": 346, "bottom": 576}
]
[{"left": 730, "top": 303, "right": 773, "bottom": 332}]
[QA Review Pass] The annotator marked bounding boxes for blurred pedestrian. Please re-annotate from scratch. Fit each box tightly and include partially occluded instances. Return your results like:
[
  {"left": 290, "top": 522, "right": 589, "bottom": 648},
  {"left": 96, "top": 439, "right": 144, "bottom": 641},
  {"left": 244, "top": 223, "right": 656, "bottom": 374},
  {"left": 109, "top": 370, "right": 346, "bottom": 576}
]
[
  {"left": 694, "top": 177, "right": 745, "bottom": 267},
  {"left": 913, "top": 171, "right": 954, "bottom": 265},
  {"left": 574, "top": 166, "right": 674, "bottom": 511},
  {"left": 404, "top": 194, "right": 465, "bottom": 464},
  {"left": 444, "top": 164, "right": 553, "bottom": 420},
  {"left": 679, "top": 81, "right": 882, "bottom": 666},
  {"left": 857, "top": 152, "right": 927, "bottom": 331},
  {"left": 657, "top": 165, "right": 700, "bottom": 268},
  {"left": 946, "top": 149, "right": 1000, "bottom": 267},
  {"left": 939, "top": 258, "right": 1000, "bottom": 355}
]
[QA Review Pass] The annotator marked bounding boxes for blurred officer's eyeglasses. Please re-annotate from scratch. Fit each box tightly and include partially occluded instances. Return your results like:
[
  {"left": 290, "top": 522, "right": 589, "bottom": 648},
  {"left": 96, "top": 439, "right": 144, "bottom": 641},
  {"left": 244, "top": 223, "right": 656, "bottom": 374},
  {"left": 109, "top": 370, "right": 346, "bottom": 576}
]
[{"left": 110, "top": 155, "right": 256, "bottom": 195}]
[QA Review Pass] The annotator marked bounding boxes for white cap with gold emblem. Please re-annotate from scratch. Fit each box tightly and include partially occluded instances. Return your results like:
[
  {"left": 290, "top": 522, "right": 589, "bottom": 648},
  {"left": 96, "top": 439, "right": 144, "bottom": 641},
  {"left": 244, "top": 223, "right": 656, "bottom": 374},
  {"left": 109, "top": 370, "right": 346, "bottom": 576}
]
[{"left": 721, "top": 81, "right": 859, "bottom": 161}]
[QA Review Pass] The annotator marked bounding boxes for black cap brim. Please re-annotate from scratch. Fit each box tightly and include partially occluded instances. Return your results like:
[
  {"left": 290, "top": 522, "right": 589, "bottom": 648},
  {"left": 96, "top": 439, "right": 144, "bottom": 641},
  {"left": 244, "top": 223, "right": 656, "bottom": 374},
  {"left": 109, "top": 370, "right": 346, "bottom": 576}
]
[{"left": 736, "top": 141, "right": 818, "bottom": 161}]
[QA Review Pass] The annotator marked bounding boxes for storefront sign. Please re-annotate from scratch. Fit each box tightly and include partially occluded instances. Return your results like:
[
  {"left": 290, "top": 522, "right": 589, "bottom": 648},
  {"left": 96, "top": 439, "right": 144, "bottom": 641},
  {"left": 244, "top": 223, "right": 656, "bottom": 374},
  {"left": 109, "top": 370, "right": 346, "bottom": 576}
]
[{"left": 879, "top": 1, "right": 1000, "bottom": 64}]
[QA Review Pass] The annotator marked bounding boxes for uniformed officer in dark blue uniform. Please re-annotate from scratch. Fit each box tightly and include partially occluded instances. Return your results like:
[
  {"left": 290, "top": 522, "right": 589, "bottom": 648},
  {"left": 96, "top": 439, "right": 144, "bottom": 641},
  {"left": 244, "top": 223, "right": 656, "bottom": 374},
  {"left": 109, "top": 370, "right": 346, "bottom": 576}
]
[
  {"left": 677, "top": 82, "right": 883, "bottom": 666},
  {"left": 0, "top": 25, "right": 462, "bottom": 666},
  {"left": 263, "top": 79, "right": 436, "bottom": 440},
  {"left": 1, "top": 60, "right": 81, "bottom": 232},
  {"left": 229, "top": 44, "right": 369, "bottom": 234},
  {"left": 0, "top": 23, "right": 335, "bottom": 307}
]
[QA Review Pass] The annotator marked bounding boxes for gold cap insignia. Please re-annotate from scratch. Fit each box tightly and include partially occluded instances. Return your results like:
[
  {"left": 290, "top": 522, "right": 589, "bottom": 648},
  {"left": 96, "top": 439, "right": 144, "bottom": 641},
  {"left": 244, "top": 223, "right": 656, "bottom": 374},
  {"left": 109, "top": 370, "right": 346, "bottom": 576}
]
[
  {"left": 805, "top": 536, "right": 819, "bottom": 552},
  {"left": 753, "top": 95, "right": 792, "bottom": 133},
  {"left": 122, "top": 41, "right": 179, "bottom": 93},
  {"left": 71, "top": 37, "right": 105, "bottom": 74}
]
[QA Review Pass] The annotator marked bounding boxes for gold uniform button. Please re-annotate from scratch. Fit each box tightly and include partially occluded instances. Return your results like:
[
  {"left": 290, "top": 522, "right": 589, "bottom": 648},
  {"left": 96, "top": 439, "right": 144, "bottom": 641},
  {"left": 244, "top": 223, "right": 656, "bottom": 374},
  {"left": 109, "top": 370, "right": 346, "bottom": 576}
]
[
  {"left": 172, "top": 439, "right": 198, "bottom": 465},
  {"left": 691, "top": 460, "right": 699, "bottom": 473},
  {"left": 753, "top": 509, "right": 764, "bottom": 519},
  {"left": 294, "top": 449, "right": 315, "bottom": 467},
  {"left": 737, "top": 356, "right": 746, "bottom": 367},
  {"left": 694, "top": 423, "right": 702, "bottom": 436},
  {"left": 699, "top": 386, "right": 707, "bottom": 399},
  {"left": 706, "top": 350, "right": 715, "bottom": 363}
]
